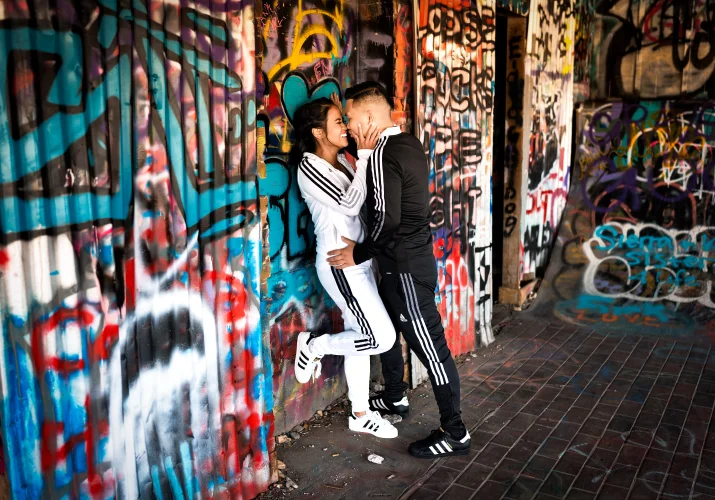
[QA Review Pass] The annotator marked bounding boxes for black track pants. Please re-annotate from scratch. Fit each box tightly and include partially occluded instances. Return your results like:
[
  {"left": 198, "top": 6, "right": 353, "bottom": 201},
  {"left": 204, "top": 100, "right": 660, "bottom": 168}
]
[{"left": 377, "top": 263, "right": 465, "bottom": 435}]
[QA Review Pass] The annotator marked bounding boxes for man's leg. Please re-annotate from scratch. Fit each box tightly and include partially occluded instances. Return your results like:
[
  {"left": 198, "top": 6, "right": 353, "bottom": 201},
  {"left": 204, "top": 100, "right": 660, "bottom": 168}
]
[
  {"left": 380, "top": 271, "right": 466, "bottom": 436},
  {"left": 378, "top": 332, "right": 408, "bottom": 402},
  {"left": 372, "top": 276, "right": 409, "bottom": 410}
]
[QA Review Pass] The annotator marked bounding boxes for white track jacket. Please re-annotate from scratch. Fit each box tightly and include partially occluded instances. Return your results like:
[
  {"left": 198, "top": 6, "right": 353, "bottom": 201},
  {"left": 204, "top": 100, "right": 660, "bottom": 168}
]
[{"left": 297, "top": 151, "right": 371, "bottom": 263}]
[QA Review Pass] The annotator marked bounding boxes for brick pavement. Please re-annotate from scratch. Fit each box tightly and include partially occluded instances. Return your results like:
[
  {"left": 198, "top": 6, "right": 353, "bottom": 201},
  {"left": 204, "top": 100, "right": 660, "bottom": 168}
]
[
  {"left": 260, "top": 315, "right": 715, "bottom": 500},
  {"left": 403, "top": 317, "right": 715, "bottom": 500}
]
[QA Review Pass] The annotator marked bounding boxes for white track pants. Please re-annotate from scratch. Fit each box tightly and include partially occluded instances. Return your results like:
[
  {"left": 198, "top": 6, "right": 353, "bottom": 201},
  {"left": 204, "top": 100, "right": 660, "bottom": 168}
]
[{"left": 314, "top": 261, "right": 396, "bottom": 413}]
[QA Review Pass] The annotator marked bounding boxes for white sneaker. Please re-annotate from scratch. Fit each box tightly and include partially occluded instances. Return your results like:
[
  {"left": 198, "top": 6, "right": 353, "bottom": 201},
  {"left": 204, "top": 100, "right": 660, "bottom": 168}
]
[
  {"left": 294, "top": 332, "right": 323, "bottom": 383},
  {"left": 349, "top": 410, "right": 398, "bottom": 439}
]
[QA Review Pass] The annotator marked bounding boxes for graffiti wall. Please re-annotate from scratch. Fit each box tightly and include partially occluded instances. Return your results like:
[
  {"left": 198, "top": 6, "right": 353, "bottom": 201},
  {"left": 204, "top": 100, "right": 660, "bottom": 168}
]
[
  {"left": 257, "top": 0, "right": 410, "bottom": 432},
  {"left": 533, "top": 102, "right": 715, "bottom": 336},
  {"left": 498, "top": 0, "right": 529, "bottom": 16},
  {"left": 521, "top": 0, "right": 575, "bottom": 278},
  {"left": 572, "top": 0, "right": 595, "bottom": 102},
  {"left": 575, "top": 0, "right": 715, "bottom": 102},
  {"left": 416, "top": 0, "right": 496, "bottom": 351},
  {"left": 0, "top": 0, "right": 273, "bottom": 498},
  {"left": 257, "top": 0, "right": 352, "bottom": 436},
  {"left": 500, "top": 16, "right": 527, "bottom": 295},
  {"left": 394, "top": 0, "right": 415, "bottom": 133}
]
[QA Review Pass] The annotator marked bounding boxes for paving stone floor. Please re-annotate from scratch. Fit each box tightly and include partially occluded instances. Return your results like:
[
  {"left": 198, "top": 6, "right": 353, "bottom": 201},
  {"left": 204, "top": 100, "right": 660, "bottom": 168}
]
[
  {"left": 405, "top": 317, "right": 715, "bottom": 500},
  {"left": 261, "top": 315, "right": 715, "bottom": 500}
]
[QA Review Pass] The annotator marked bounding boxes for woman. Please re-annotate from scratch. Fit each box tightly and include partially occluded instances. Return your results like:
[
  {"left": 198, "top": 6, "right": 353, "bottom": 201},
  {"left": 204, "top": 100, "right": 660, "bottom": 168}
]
[{"left": 291, "top": 97, "right": 398, "bottom": 439}]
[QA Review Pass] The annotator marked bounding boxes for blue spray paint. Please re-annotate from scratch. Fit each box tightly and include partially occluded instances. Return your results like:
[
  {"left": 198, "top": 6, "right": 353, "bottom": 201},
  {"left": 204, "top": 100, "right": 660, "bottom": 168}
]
[
  {"left": 0, "top": 5, "right": 255, "bottom": 241},
  {"left": 259, "top": 158, "right": 314, "bottom": 267},
  {"left": 164, "top": 456, "right": 185, "bottom": 500}
]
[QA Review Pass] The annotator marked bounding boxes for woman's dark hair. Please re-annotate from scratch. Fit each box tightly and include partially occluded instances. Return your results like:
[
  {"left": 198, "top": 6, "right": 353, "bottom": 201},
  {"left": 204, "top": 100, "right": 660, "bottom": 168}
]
[{"left": 289, "top": 98, "right": 337, "bottom": 165}]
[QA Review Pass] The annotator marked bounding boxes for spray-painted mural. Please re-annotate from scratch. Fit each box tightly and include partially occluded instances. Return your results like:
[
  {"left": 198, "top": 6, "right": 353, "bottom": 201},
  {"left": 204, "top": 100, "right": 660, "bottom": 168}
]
[
  {"left": 520, "top": 0, "right": 575, "bottom": 278},
  {"left": 503, "top": 20, "right": 526, "bottom": 245},
  {"left": 394, "top": 0, "right": 415, "bottom": 133},
  {"left": 257, "top": 0, "right": 409, "bottom": 433},
  {"left": 498, "top": 0, "right": 529, "bottom": 16},
  {"left": 573, "top": 0, "right": 595, "bottom": 102},
  {"left": 416, "top": 0, "right": 496, "bottom": 352},
  {"left": 0, "top": 0, "right": 272, "bottom": 498},
  {"left": 257, "top": 0, "right": 352, "bottom": 436},
  {"left": 533, "top": 101, "right": 715, "bottom": 336},
  {"left": 575, "top": 0, "right": 715, "bottom": 102},
  {"left": 499, "top": 16, "right": 527, "bottom": 297},
  {"left": 357, "top": 1, "right": 394, "bottom": 100}
]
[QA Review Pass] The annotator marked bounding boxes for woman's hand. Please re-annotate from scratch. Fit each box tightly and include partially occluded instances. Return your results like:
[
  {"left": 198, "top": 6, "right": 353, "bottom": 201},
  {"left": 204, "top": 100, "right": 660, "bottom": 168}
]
[
  {"left": 330, "top": 92, "right": 343, "bottom": 114},
  {"left": 356, "top": 123, "right": 381, "bottom": 150}
]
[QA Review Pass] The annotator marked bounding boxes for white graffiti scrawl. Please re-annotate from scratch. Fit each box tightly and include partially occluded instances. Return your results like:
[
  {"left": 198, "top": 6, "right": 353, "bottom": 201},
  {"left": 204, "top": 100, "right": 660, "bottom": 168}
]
[{"left": 584, "top": 222, "right": 715, "bottom": 306}]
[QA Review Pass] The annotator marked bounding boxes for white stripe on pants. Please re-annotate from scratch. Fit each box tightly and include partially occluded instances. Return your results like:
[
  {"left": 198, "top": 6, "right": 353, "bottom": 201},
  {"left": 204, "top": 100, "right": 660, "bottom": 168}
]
[{"left": 313, "top": 261, "right": 396, "bottom": 412}]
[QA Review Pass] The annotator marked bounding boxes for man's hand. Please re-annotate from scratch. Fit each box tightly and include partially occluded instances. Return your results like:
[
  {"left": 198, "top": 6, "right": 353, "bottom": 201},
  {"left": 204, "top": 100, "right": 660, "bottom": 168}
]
[
  {"left": 327, "top": 237, "right": 357, "bottom": 269},
  {"left": 356, "top": 123, "right": 381, "bottom": 150}
]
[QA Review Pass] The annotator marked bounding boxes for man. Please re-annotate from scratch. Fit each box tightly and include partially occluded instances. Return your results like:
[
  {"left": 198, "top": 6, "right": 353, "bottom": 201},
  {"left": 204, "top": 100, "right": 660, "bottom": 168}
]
[{"left": 327, "top": 82, "right": 471, "bottom": 458}]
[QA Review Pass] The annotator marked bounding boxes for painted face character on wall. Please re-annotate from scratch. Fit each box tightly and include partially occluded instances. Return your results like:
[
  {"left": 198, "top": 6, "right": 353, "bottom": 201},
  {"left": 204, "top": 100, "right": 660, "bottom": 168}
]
[{"left": 313, "top": 105, "right": 349, "bottom": 152}]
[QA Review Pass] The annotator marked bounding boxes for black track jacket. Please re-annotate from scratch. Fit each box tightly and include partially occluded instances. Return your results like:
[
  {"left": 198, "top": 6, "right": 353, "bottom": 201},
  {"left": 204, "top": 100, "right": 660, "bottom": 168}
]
[{"left": 353, "top": 126, "right": 435, "bottom": 272}]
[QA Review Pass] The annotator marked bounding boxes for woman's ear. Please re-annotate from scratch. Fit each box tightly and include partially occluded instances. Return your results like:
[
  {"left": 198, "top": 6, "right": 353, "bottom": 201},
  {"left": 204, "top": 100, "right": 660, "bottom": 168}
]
[{"left": 312, "top": 127, "right": 324, "bottom": 140}]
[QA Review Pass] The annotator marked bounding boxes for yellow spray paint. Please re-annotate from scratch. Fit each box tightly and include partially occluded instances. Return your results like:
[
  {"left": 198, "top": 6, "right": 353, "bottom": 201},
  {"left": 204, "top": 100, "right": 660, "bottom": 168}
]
[{"left": 265, "top": 0, "right": 348, "bottom": 82}]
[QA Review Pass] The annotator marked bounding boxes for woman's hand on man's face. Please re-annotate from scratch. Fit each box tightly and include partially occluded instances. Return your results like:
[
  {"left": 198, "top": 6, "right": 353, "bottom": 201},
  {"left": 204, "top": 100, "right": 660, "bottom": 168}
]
[{"left": 356, "top": 123, "right": 380, "bottom": 150}]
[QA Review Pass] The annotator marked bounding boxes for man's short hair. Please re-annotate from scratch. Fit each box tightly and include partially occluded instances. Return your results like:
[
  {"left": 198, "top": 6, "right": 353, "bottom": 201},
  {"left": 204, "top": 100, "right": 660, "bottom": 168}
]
[{"left": 344, "top": 81, "right": 392, "bottom": 109}]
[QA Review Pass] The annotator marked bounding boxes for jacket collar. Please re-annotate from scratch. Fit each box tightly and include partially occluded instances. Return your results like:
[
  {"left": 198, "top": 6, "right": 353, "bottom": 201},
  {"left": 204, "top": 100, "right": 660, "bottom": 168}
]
[{"left": 380, "top": 126, "right": 402, "bottom": 138}]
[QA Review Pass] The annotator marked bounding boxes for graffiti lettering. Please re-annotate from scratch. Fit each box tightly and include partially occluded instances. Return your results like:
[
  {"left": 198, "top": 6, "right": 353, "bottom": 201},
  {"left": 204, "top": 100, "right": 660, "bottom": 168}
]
[
  {"left": 534, "top": 102, "right": 715, "bottom": 336},
  {"left": 584, "top": 223, "right": 715, "bottom": 306},
  {"left": 417, "top": 0, "right": 495, "bottom": 349},
  {"left": 0, "top": 1, "right": 269, "bottom": 497},
  {"left": 264, "top": 0, "right": 351, "bottom": 83},
  {"left": 0, "top": 4, "right": 254, "bottom": 242},
  {"left": 260, "top": 157, "right": 314, "bottom": 264},
  {"left": 521, "top": 0, "right": 575, "bottom": 277},
  {"left": 504, "top": 28, "right": 525, "bottom": 239},
  {"left": 585, "top": 0, "right": 715, "bottom": 99}
]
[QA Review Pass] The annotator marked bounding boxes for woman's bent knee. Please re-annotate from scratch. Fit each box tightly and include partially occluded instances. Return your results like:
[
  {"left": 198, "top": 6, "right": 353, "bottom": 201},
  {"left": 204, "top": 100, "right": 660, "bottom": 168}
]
[{"left": 373, "top": 329, "right": 396, "bottom": 355}]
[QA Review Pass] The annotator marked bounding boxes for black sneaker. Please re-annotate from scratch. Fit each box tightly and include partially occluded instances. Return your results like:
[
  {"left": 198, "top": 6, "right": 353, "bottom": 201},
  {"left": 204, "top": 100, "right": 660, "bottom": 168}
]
[
  {"left": 408, "top": 428, "right": 471, "bottom": 459},
  {"left": 368, "top": 393, "right": 409, "bottom": 417}
]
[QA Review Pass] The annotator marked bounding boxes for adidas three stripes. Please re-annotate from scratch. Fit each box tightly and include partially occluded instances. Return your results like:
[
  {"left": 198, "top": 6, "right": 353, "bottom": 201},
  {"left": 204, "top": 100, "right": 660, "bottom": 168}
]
[{"left": 311, "top": 260, "right": 397, "bottom": 413}]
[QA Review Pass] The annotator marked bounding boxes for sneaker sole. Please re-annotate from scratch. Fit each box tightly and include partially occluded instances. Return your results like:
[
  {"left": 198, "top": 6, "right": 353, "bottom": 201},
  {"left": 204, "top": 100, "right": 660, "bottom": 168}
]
[
  {"left": 369, "top": 407, "right": 409, "bottom": 418},
  {"left": 408, "top": 448, "right": 470, "bottom": 459},
  {"left": 349, "top": 428, "right": 398, "bottom": 439}
]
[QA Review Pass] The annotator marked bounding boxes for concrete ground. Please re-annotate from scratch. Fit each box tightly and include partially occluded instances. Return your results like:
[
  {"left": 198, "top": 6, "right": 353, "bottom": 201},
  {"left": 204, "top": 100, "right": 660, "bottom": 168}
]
[{"left": 258, "top": 313, "right": 715, "bottom": 500}]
